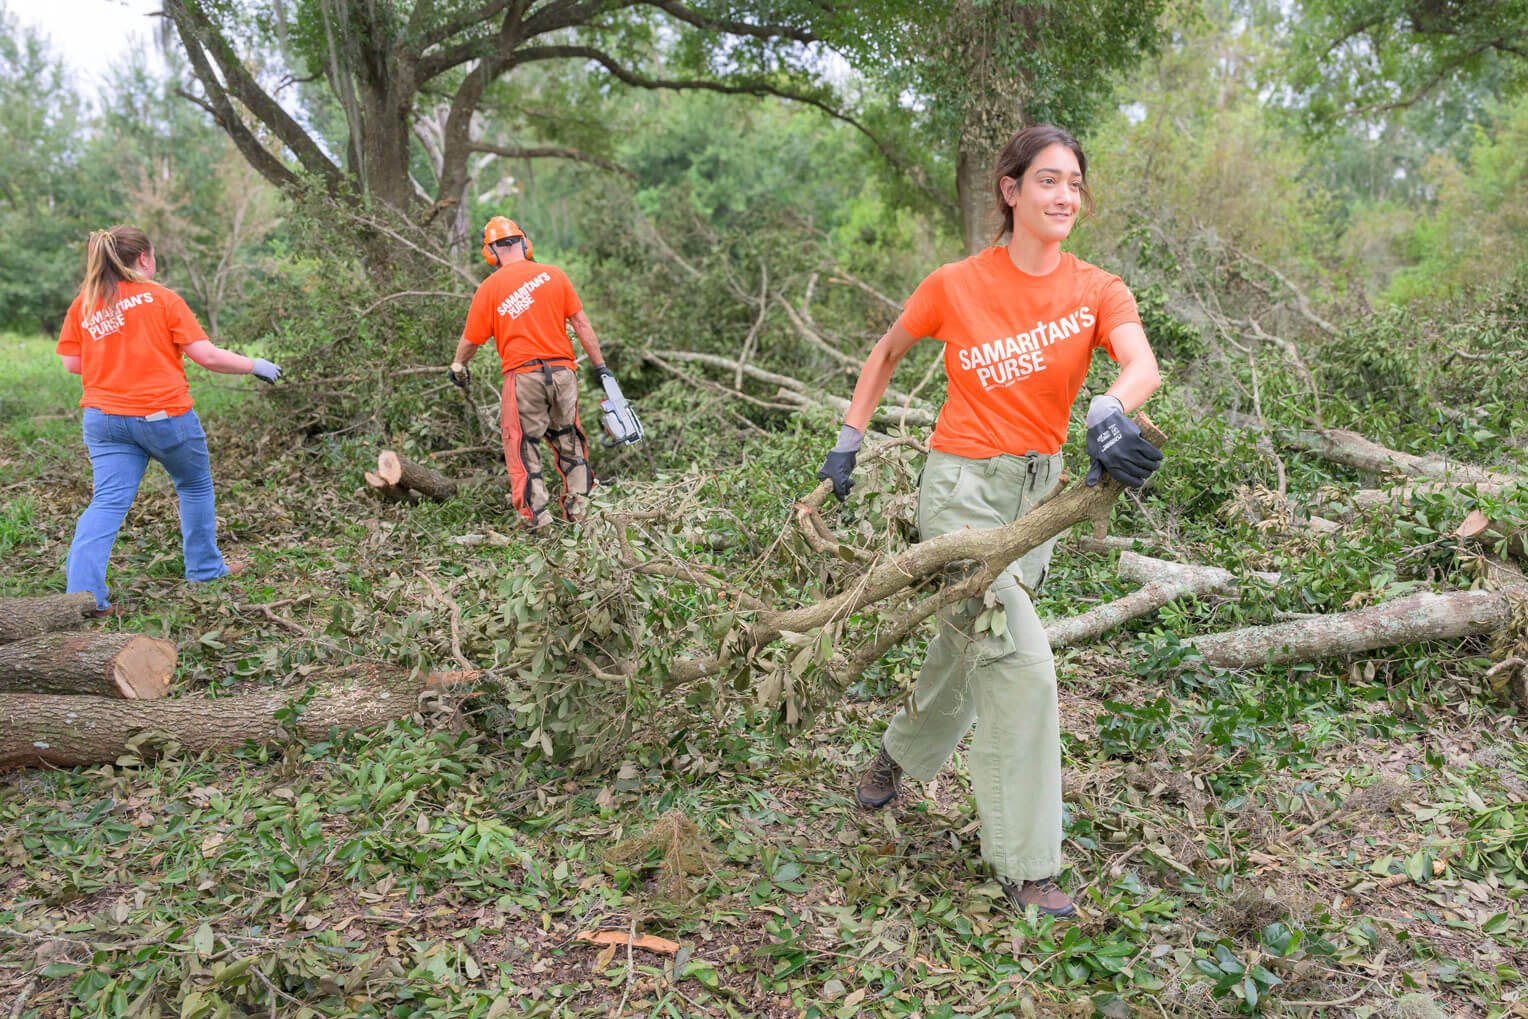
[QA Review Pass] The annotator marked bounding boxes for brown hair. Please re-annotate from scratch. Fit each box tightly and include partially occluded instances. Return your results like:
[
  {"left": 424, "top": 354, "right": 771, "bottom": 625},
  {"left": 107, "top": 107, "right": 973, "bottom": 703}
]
[
  {"left": 80, "top": 226, "right": 152, "bottom": 313},
  {"left": 991, "top": 125, "right": 1094, "bottom": 243}
]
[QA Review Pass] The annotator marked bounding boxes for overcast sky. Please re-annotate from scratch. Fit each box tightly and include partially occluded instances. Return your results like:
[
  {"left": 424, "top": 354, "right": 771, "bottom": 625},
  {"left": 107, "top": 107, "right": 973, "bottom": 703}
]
[{"left": 10, "top": 0, "right": 166, "bottom": 89}]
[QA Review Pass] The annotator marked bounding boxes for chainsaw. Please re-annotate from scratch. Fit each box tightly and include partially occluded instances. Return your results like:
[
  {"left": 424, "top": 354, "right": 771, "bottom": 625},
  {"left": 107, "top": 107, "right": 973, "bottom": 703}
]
[{"left": 598, "top": 372, "right": 644, "bottom": 446}]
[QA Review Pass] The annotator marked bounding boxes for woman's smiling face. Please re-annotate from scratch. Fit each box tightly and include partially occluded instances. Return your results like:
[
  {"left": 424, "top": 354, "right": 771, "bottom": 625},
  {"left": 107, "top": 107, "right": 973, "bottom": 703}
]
[{"left": 1001, "top": 143, "right": 1083, "bottom": 244}]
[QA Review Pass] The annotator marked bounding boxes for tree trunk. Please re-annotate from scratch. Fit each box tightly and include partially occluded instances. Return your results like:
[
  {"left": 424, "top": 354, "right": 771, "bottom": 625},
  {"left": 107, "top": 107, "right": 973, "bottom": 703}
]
[
  {"left": 1045, "top": 553, "right": 1280, "bottom": 648},
  {"left": 0, "top": 592, "right": 98, "bottom": 645},
  {"left": 1184, "top": 585, "right": 1528, "bottom": 669},
  {"left": 378, "top": 450, "right": 460, "bottom": 500},
  {"left": 0, "top": 632, "right": 177, "bottom": 699},
  {"left": 956, "top": 139, "right": 994, "bottom": 256},
  {"left": 0, "top": 666, "right": 481, "bottom": 770}
]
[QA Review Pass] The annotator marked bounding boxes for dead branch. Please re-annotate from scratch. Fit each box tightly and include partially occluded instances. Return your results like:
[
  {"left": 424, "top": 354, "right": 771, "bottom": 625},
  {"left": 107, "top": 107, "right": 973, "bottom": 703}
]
[
  {"left": 1044, "top": 553, "right": 1280, "bottom": 649},
  {"left": 667, "top": 416, "right": 1166, "bottom": 684},
  {"left": 1184, "top": 585, "right": 1528, "bottom": 669}
]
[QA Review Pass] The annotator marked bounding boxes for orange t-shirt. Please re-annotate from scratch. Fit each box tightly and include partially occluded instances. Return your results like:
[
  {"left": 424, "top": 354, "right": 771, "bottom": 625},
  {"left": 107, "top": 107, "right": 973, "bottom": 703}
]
[
  {"left": 900, "top": 248, "right": 1140, "bottom": 458},
  {"left": 55, "top": 281, "right": 208, "bottom": 416},
  {"left": 461, "top": 261, "right": 584, "bottom": 375}
]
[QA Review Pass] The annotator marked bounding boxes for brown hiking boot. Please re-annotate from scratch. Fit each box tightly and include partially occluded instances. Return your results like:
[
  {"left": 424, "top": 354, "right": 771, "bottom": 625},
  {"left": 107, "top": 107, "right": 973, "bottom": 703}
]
[
  {"left": 855, "top": 746, "right": 902, "bottom": 809},
  {"left": 999, "top": 875, "right": 1076, "bottom": 918}
]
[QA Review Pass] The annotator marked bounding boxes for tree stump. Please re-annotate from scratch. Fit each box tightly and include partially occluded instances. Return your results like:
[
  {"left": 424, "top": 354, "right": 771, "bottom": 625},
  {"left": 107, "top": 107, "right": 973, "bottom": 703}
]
[
  {"left": 0, "top": 632, "right": 177, "bottom": 698},
  {"left": 0, "top": 592, "right": 99, "bottom": 645}
]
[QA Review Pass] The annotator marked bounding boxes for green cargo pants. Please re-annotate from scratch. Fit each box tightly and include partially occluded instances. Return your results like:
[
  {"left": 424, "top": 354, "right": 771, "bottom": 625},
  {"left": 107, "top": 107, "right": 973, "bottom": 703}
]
[{"left": 881, "top": 448, "right": 1065, "bottom": 883}]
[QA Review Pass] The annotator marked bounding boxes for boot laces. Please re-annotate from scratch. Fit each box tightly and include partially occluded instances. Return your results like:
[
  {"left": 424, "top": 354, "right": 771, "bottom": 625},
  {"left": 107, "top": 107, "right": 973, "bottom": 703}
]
[{"left": 869, "top": 748, "right": 899, "bottom": 783}]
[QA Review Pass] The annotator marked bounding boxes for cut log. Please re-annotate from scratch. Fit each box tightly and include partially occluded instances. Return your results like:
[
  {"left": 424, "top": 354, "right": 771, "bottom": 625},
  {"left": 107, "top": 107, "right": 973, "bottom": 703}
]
[
  {"left": 1184, "top": 585, "right": 1528, "bottom": 669},
  {"left": 378, "top": 450, "right": 460, "bottom": 500},
  {"left": 364, "top": 470, "right": 419, "bottom": 504},
  {"left": 0, "top": 632, "right": 176, "bottom": 699},
  {"left": 0, "top": 592, "right": 98, "bottom": 645},
  {"left": 0, "top": 665, "right": 482, "bottom": 770},
  {"left": 1045, "top": 553, "right": 1281, "bottom": 649}
]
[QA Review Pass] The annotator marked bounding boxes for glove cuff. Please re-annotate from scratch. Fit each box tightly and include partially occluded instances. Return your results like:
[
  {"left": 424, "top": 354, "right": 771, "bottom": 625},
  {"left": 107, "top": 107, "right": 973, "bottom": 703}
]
[
  {"left": 832, "top": 424, "right": 864, "bottom": 453},
  {"left": 1086, "top": 394, "right": 1124, "bottom": 428}
]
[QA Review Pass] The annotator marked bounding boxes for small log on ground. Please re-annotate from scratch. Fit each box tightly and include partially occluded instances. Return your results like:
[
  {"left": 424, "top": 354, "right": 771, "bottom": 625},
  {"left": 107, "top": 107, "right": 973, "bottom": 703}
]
[
  {"left": 1045, "top": 553, "right": 1280, "bottom": 648},
  {"left": 1184, "top": 585, "right": 1528, "bottom": 669},
  {"left": 0, "top": 592, "right": 99, "bottom": 645},
  {"left": 0, "top": 665, "right": 482, "bottom": 769},
  {"left": 0, "top": 632, "right": 176, "bottom": 698},
  {"left": 378, "top": 450, "right": 461, "bottom": 500},
  {"left": 364, "top": 470, "right": 419, "bottom": 504}
]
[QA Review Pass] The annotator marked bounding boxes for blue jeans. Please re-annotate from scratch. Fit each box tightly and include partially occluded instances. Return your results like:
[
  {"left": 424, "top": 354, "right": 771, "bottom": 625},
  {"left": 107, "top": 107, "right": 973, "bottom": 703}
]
[{"left": 65, "top": 408, "right": 227, "bottom": 610}]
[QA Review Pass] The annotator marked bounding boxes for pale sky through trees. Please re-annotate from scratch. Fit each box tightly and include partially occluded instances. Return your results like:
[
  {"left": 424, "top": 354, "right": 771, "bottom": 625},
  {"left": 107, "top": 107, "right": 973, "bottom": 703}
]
[{"left": 11, "top": 0, "right": 163, "bottom": 87}]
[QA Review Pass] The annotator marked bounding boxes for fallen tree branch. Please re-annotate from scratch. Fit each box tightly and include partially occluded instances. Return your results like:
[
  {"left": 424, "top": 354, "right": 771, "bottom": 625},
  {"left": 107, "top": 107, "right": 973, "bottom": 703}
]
[
  {"left": 0, "top": 632, "right": 177, "bottom": 699},
  {"left": 1044, "top": 553, "right": 1280, "bottom": 649},
  {"left": 1265, "top": 423, "right": 1514, "bottom": 486},
  {"left": 1184, "top": 585, "right": 1528, "bottom": 669},
  {"left": 0, "top": 665, "right": 482, "bottom": 770},
  {"left": 364, "top": 471, "right": 419, "bottom": 504},
  {"left": 667, "top": 416, "right": 1165, "bottom": 684},
  {"left": 0, "top": 592, "right": 98, "bottom": 645}
]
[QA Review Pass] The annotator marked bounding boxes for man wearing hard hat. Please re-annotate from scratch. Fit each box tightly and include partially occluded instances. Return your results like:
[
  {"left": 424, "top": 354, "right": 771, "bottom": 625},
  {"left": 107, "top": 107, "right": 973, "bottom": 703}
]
[{"left": 448, "top": 217, "right": 639, "bottom": 528}]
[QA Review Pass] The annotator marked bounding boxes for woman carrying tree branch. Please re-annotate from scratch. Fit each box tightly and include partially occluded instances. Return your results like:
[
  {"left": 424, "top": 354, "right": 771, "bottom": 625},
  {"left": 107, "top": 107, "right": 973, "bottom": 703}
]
[
  {"left": 56, "top": 225, "right": 280, "bottom": 614},
  {"left": 817, "top": 125, "right": 1163, "bottom": 918}
]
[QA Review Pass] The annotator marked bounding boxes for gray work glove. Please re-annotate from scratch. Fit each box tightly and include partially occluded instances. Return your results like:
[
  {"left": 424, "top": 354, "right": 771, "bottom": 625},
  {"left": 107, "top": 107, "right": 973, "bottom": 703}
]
[
  {"left": 1084, "top": 395, "right": 1162, "bottom": 488},
  {"left": 447, "top": 362, "right": 471, "bottom": 390},
  {"left": 250, "top": 358, "right": 282, "bottom": 384},
  {"left": 817, "top": 424, "right": 863, "bottom": 502}
]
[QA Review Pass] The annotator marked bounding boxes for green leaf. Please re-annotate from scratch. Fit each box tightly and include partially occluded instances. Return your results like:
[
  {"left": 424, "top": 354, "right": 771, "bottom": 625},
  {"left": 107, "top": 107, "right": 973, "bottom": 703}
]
[{"left": 192, "top": 921, "right": 215, "bottom": 957}]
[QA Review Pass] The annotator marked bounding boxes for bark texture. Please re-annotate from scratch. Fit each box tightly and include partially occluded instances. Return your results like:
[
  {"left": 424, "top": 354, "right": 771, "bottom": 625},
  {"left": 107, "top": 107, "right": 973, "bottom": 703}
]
[
  {"left": 378, "top": 450, "right": 461, "bottom": 500},
  {"left": 1185, "top": 585, "right": 1528, "bottom": 668},
  {"left": 0, "top": 592, "right": 98, "bottom": 645},
  {"left": 0, "top": 666, "right": 481, "bottom": 770},
  {"left": 1045, "top": 553, "right": 1280, "bottom": 649},
  {"left": 0, "top": 632, "right": 177, "bottom": 699},
  {"left": 1281, "top": 427, "right": 1513, "bottom": 485}
]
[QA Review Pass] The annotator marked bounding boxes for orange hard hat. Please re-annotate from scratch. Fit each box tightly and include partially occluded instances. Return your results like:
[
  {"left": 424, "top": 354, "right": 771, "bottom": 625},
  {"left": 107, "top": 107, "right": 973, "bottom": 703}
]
[{"left": 482, "top": 216, "right": 532, "bottom": 264}]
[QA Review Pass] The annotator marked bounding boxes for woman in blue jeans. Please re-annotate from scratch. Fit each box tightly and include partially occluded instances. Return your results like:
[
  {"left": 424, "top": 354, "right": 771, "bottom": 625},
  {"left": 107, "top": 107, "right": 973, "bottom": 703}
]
[{"left": 56, "top": 225, "right": 282, "bottom": 612}]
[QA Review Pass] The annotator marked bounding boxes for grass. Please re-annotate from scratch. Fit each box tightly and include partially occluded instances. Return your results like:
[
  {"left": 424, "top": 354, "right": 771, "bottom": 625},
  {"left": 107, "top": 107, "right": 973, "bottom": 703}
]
[{"left": 1, "top": 336, "right": 1526, "bottom": 1017}]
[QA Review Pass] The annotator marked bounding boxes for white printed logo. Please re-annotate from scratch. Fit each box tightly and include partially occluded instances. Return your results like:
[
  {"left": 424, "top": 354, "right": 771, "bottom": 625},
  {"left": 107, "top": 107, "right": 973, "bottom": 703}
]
[
  {"left": 955, "top": 305, "right": 1096, "bottom": 391},
  {"left": 80, "top": 291, "right": 155, "bottom": 341},
  {"left": 496, "top": 271, "right": 552, "bottom": 320}
]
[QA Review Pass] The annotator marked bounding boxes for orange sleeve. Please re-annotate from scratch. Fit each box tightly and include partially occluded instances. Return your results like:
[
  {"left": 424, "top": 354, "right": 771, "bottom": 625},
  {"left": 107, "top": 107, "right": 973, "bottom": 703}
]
[
  {"left": 55, "top": 296, "right": 83, "bottom": 357},
  {"left": 462, "top": 282, "right": 495, "bottom": 344},
  {"left": 164, "top": 289, "right": 209, "bottom": 346},
  {"left": 561, "top": 270, "right": 583, "bottom": 317},
  {"left": 898, "top": 267, "right": 946, "bottom": 339},
  {"left": 1094, "top": 276, "right": 1140, "bottom": 360}
]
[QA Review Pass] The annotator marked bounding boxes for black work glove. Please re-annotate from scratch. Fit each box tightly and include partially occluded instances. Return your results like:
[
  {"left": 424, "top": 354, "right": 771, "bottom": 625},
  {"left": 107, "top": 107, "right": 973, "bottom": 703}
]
[
  {"left": 818, "top": 449, "right": 857, "bottom": 502},
  {"left": 592, "top": 363, "right": 614, "bottom": 387},
  {"left": 1085, "top": 410, "right": 1163, "bottom": 488},
  {"left": 447, "top": 361, "right": 471, "bottom": 390}
]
